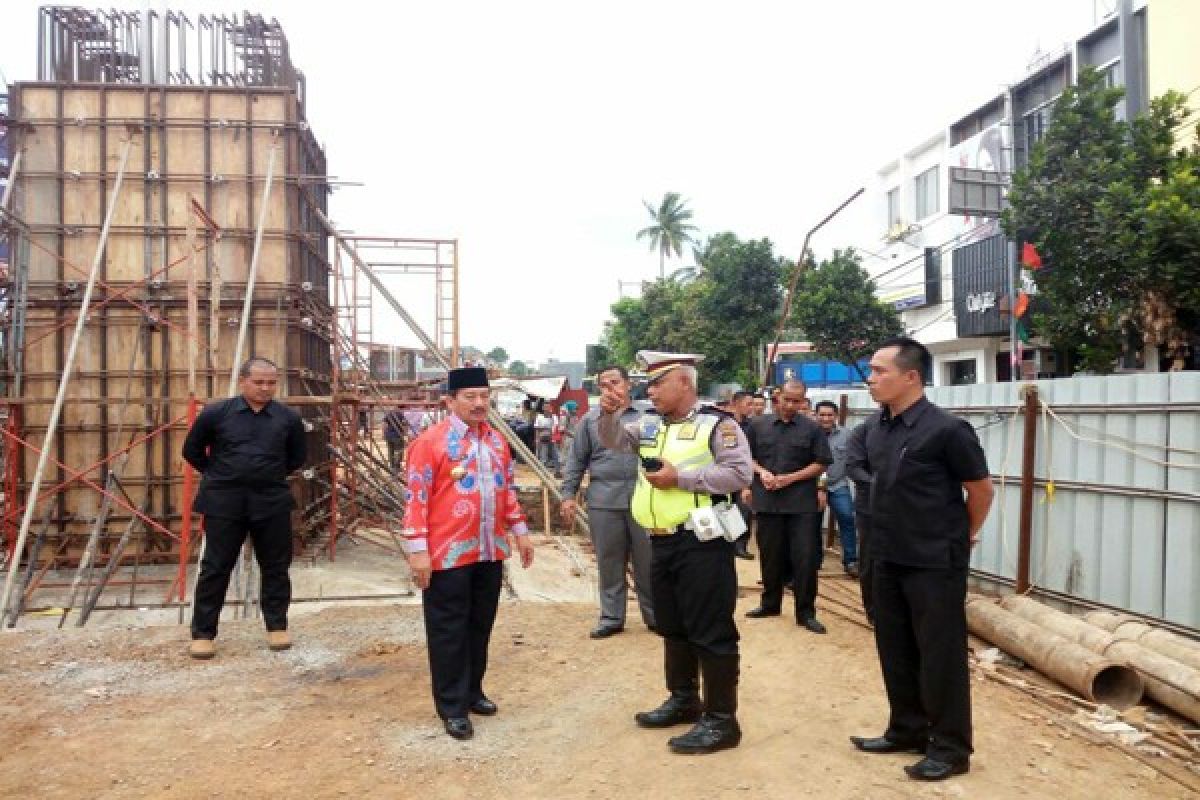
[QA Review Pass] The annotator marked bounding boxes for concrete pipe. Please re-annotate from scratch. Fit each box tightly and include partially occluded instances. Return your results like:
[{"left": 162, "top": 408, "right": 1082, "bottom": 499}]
[
  {"left": 966, "top": 597, "right": 1144, "bottom": 710},
  {"left": 1003, "top": 597, "right": 1200, "bottom": 724},
  {"left": 1083, "top": 611, "right": 1200, "bottom": 672}
]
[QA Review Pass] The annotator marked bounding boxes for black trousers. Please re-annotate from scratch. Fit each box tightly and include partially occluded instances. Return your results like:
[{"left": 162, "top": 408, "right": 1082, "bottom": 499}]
[
  {"left": 756, "top": 512, "right": 820, "bottom": 620},
  {"left": 191, "top": 511, "right": 293, "bottom": 639},
  {"left": 856, "top": 511, "right": 874, "bottom": 622},
  {"left": 651, "top": 531, "right": 739, "bottom": 657},
  {"left": 873, "top": 560, "right": 972, "bottom": 764},
  {"left": 422, "top": 560, "right": 503, "bottom": 719}
]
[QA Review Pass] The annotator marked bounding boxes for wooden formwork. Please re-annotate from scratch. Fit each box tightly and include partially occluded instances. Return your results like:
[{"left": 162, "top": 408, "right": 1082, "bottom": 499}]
[{"left": 4, "top": 82, "right": 331, "bottom": 567}]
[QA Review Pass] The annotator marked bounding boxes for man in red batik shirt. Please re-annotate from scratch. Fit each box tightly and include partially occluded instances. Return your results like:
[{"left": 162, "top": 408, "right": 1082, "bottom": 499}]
[{"left": 402, "top": 366, "right": 535, "bottom": 741}]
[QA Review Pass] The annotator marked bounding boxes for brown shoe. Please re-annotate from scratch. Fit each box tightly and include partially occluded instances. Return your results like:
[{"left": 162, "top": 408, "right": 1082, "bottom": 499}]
[
  {"left": 189, "top": 638, "right": 216, "bottom": 660},
  {"left": 266, "top": 630, "right": 292, "bottom": 651}
]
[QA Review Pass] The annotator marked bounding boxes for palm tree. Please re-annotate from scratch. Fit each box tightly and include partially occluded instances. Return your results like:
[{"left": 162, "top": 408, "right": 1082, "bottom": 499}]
[{"left": 636, "top": 192, "right": 699, "bottom": 280}]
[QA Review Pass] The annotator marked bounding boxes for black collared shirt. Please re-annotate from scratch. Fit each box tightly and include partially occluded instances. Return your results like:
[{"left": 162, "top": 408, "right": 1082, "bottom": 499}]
[
  {"left": 182, "top": 396, "right": 307, "bottom": 519},
  {"left": 744, "top": 413, "right": 832, "bottom": 514},
  {"left": 864, "top": 396, "right": 989, "bottom": 569}
]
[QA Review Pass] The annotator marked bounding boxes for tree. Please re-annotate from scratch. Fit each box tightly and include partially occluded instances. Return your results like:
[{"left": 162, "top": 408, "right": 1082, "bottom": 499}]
[
  {"left": 1003, "top": 68, "right": 1200, "bottom": 371},
  {"left": 486, "top": 347, "right": 509, "bottom": 366},
  {"left": 690, "top": 234, "right": 784, "bottom": 385},
  {"left": 636, "top": 192, "right": 699, "bottom": 280},
  {"left": 788, "top": 249, "right": 903, "bottom": 379},
  {"left": 508, "top": 360, "right": 530, "bottom": 377},
  {"left": 602, "top": 233, "right": 785, "bottom": 385}
]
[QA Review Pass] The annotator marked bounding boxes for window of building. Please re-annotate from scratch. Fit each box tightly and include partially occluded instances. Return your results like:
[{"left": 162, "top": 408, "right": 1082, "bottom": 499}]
[
  {"left": 914, "top": 166, "right": 939, "bottom": 220},
  {"left": 1097, "top": 59, "right": 1120, "bottom": 89},
  {"left": 944, "top": 358, "right": 978, "bottom": 386},
  {"left": 1023, "top": 100, "right": 1056, "bottom": 156},
  {"left": 886, "top": 187, "right": 901, "bottom": 229}
]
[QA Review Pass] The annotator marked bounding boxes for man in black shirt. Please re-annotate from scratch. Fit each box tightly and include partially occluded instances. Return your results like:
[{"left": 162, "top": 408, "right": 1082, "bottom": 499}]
[
  {"left": 843, "top": 421, "right": 874, "bottom": 622},
  {"left": 742, "top": 379, "right": 832, "bottom": 633},
  {"left": 182, "top": 357, "right": 307, "bottom": 659},
  {"left": 850, "top": 337, "right": 994, "bottom": 782}
]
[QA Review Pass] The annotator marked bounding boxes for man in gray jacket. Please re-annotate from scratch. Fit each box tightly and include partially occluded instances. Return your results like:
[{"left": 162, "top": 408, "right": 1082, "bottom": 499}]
[{"left": 560, "top": 365, "right": 655, "bottom": 639}]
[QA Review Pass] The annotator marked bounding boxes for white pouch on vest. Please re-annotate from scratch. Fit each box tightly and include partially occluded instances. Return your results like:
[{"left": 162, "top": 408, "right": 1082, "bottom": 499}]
[
  {"left": 713, "top": 501, "right": 747, "bottom": 541},
  {"left": 688, "top": 507, "right": 723, "bottom": 542}
]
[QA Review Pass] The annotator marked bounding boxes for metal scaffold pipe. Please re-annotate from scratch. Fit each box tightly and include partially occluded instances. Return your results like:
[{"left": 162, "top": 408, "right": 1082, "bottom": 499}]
[
  {"left": 965, "top": 596, "right": 1144, "bottom": 710},
  {"left": 0, "top": 137, "right": 136, "bottom": 627},
  {"left": 314, "top": 211, "right": 592, "bottom": 566}
]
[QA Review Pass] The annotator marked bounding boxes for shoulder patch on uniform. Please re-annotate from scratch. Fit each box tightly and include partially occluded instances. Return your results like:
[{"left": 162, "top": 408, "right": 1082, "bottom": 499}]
[{"left": 718, "top": 419, "right": 740, "bottom": 448}]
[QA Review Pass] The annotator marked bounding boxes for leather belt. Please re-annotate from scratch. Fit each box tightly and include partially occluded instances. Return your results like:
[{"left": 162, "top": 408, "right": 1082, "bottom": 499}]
[{"left": 647, "top": 524, "right": 690, "bottom": 537}]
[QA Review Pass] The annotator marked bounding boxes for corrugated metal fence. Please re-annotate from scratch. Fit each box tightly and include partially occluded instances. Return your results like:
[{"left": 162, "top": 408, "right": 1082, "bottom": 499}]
[{"left": 818, "top": 373, "right": 1200, "bottom": 631}]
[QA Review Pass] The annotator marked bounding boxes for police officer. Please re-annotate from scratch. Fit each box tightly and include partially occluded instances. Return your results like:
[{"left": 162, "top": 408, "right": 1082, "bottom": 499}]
[{"left": 613, "top": 350, "right": 753, "bottom": 755}]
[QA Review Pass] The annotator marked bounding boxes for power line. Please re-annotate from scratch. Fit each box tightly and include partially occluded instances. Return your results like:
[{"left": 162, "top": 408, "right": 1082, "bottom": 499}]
[
  {"left": 908, "top": 305, "right": 955, "bottom": 336},
  {"left": 870, "top": 220, "right": 998, "bottom": 289}
]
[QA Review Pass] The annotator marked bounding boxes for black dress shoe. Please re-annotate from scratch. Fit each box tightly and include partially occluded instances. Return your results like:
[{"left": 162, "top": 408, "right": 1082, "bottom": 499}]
[
  {"left": 799, "top": 616, "right": 827, "bottom": 634},
  {"left": 589, "top": 624, "right": 624, "bottom": 639},
  {"left": 469, "top": 696, "right": 498, "bottom": 716},
  {"left": 443, "top": 717, "right": 474, "bottom": 740},
  {"left": 849, "top": 735, "right": 926, "bottom": 755},
  {"left": 744, "top": 606, "right": 781, "bottom": 619},
  {"left": 904, "top": 756, "right": 969, "bottom": 781}
]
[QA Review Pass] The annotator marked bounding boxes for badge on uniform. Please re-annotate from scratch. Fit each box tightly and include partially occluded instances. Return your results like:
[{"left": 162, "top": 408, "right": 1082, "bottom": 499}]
[
  {"left": 639, "top": 417, "right": 661, "bottom": 443},
  {"left": 719, "top": 421, "right": 739, "bottom": 449},
  {"left": 676, "top": 422, "right": 698, "bottom": 441}
]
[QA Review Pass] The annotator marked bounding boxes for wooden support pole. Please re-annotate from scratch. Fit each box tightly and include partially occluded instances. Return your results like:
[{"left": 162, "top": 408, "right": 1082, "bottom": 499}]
[
  {"left": 0, "top": 137, "right": 135, "bottom": 626},
  {"left": 1016, "top": 385, "right": 1039, "bottom": 594},
  {"left": 227, "top": 138, "right": 278, "bottom": 392}
]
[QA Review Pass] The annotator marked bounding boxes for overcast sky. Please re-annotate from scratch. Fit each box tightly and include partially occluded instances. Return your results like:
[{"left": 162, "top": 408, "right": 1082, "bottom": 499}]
[{"left": 1, "top": 1, "right": 1107, "bottom": 367}]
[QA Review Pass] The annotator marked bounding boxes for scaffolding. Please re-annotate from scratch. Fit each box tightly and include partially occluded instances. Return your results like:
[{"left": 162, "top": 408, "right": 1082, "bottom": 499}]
[{"left": 0, "top": 8, "right": 457, "bottom": 626}]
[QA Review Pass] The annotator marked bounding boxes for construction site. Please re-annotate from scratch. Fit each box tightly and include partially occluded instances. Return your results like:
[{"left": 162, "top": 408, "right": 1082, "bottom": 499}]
[{"left": 1, "top": 7, "right": 1199, "bottom": 799}]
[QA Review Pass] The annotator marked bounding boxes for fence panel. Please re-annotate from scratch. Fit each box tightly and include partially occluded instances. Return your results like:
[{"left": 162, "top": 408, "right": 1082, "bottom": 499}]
[{"left": 817, "top": 372, "right": 1200, "bottom": 630}]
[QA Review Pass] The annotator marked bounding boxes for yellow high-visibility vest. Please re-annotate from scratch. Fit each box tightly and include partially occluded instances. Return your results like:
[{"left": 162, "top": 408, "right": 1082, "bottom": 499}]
[{"left": 631, "top": 411, "right": 721, "bottom": 530}]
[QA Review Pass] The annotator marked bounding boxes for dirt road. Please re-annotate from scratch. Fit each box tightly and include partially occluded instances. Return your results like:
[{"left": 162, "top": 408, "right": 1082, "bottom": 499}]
[{"left": 0, "top": 539, "right": 1190, "bottom": 799}]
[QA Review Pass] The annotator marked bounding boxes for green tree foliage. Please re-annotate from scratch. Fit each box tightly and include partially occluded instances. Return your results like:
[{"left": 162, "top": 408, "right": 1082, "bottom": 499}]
[
  {"left": 636, "top": 192, "right": 700, "bottom": 280},
  {"left": 1003, "top": 68, "right": 1200, "bottom": 371},
  {"left": 602, "top": 233, "right": 783, "bottom": 385},
  {"left": 486, "top": 347, "right": 509, "bottom": 366},
  {"left": 508, "top": 360, "right": 530, "bottom": 377},
  {"left": 788, "top": 249, "right": 903, "bottom": 379}
]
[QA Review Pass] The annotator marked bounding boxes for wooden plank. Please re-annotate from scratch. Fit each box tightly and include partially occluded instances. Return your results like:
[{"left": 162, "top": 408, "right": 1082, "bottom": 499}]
[{"left": 9, "top": 84, "right": 324, "bottom": 565}]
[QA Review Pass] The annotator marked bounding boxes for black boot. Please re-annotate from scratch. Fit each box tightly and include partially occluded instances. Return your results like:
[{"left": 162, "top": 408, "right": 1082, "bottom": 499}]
[
  {"left": 669, "top": 653, "right": 741, "bottom": 754},
  {"left": 635, "top": 638, "right": 701, "bottom": 728}
]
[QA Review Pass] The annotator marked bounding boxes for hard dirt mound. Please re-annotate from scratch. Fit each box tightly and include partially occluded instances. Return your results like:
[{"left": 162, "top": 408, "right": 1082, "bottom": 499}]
[{"left": 0, "top": 541, "right": 1192, "bottom": 799}]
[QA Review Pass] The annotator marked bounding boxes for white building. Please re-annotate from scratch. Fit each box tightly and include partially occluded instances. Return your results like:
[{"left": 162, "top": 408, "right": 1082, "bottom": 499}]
[{"left": 849, "top": 1, "right": 1149, "bottom": 386}]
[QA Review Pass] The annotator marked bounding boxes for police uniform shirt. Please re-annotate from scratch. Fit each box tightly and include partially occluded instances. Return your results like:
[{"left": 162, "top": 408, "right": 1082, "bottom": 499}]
[
  {"left": 744, "top": 413, "right": 832, "bottom": 514},
  {"left": 644, "top": 406, "right": 753, "bottom": 497},
  {"left": 864, "top": 396, "right": 989, "bottom": 569}
]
